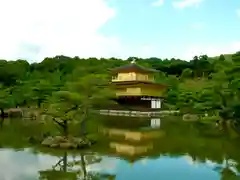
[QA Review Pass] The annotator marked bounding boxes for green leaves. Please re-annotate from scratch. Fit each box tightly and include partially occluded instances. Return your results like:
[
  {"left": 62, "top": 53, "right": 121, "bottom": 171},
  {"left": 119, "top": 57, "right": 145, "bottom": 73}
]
[
  {"left": 181, "top": 68, "right": 193, "bottom": 79},
  {"left": 175, "top": 56, "right": 240, "bottom": 121},
  {"left": 42, "top": 73, "right": 115, "bottom": 136},
  {"left": 0, "top": 86, "right": 14, "bottom": 108},
  {"left": 65, "top": 74, "right": 115, "bottom": 108},
  {"left": 0, "top": 52, "right": 240, "bottom": 123}
]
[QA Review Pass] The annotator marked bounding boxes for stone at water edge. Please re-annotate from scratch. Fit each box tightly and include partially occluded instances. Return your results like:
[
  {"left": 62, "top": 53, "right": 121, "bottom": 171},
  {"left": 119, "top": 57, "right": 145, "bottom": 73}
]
[
  {"left": 50, "top": 143, "right": 59, "bottom": 148},
  {"left": 41, "top": 136, "right": 54, "bottom": 146},
  {"left": 59, "top": 142, "right": 78, "bottom": 149},
  {"left": 41, "top": 136, "right": 93, "bottom": 149},
  {"left": 183, "top": 114, "right": 199, "bottom": 121},
  {"left": 54, "top": 136, "right": 67, "bottom": 143}
]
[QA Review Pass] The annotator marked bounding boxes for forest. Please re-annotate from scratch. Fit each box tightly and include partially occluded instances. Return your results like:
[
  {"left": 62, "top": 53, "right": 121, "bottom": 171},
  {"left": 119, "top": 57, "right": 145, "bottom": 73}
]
[{"left": 1, "top": 51, "right": 240, "bottom": 138}]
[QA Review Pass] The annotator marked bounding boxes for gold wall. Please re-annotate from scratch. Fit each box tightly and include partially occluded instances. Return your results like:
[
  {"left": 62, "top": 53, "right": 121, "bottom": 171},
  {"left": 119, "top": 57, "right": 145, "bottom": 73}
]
[
  {"left": 112, "top": 72, "right": 154, "bottom": 82},
  {"left": 115, "top": 85, "right": 164, "bottom": 97}
]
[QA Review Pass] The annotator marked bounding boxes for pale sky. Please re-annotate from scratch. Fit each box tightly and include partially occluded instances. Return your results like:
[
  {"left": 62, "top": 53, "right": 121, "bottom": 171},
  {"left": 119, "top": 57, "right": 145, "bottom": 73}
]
[{"left": 0, "top": 0, "right": 239, "bottom": 62}]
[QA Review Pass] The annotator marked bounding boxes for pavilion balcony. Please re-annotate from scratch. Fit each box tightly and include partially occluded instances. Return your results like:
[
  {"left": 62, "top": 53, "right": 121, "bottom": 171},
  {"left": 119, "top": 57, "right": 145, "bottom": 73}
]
[
  {"left": 112, "top": 72, "right": 155, "bottom": 83},
  {"left": 115, "top": 88, "right": 163, "bottom": 97}
]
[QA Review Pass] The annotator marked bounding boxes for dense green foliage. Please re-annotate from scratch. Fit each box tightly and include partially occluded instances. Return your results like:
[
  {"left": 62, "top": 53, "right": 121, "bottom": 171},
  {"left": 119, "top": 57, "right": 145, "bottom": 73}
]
[
  {"left": 0, "top": 52, "right": 240, "bottom": 126},
  {"left": 1, "top": 53, "right": 240, "bottom": 179}
]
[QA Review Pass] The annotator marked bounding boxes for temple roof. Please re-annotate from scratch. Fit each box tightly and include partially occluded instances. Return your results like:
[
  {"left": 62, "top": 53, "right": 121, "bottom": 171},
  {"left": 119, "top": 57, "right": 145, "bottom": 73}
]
[{"left": 112, "top": 63, "right": 159, "bottom": 73}]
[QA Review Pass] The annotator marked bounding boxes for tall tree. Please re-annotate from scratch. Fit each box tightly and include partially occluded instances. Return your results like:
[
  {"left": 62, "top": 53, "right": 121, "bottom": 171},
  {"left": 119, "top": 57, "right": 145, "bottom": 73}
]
[
  {"left": 0, "top": 86, "right": 13, "bottom": 118},
  {"left": 45, "top": 74, "right": 115, "bottom": 137},
  {"left": 219, "top": 54, "right": 226, "bottom": 61}
]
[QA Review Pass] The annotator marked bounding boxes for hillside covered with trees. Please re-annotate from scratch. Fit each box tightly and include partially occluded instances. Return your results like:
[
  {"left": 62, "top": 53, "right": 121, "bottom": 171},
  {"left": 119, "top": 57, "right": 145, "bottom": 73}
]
[{"left": 0, "top": 52, "right": 240, "bottom": 127}]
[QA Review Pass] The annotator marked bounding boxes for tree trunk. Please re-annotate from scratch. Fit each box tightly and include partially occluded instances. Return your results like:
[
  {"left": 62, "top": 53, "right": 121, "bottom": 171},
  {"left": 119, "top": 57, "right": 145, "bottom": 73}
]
[
  {"left": 0, "top": 108, "right": 5, "bottom": 129},
  {"left": 80, "top": 117, "right": 87, "bottom": 137},
  {"left": 63, "top": 120, "right": 68, "bottom": 137},
  {"left": 63, "top": 152, "right": 67, "bottom": 172},
  {"left": 37, "top": 100, "right": 41, "bottom": 108},
  {"left": 80, "top": 153, "right": 87, "bottom": 180},
  {"left": 80, "top": 109, "right": 88, "bottom": 137},
  {"left": 0, "top": 119, "right": 4, "bottom": 129},
  {"left": 0, "top": 108, "right": 4, "bottom": 119},
  {"left": 37, "top": 97, "right": 44, "bottom": 108}
]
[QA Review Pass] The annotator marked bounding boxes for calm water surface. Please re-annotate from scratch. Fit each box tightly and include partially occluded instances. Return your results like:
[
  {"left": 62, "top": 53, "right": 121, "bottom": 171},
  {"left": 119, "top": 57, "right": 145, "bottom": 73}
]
[{"left": 0, "top": 116, "right": 240, "bottom": 180}]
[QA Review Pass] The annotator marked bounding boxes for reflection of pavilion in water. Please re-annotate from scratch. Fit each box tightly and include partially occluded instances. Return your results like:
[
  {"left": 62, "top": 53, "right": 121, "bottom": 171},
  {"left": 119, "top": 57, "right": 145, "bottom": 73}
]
[{"left": 98, "top": 115, "right": 165, "bottom": 164}]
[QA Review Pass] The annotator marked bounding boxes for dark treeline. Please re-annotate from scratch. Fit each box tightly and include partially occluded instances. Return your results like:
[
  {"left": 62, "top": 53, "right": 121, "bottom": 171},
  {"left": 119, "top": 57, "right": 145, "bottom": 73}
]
[
  {"left": 1, "top": 52, "right": 240, "bottom": 127},
  {"left": 0, "top": 55, "right": 224, "bottom": 86},
  {"left": 1, "top": 53, "right": 240, "bottom": 86}
]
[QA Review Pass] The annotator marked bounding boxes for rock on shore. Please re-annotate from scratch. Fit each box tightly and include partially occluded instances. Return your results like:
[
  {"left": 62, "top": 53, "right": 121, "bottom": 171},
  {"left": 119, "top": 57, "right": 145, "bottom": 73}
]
[
  {"left": 182, "top": 114, "right": 199, "bottom": 121},
  {"left": 41, "top": 136, "right": 92, "bottom": 149}
]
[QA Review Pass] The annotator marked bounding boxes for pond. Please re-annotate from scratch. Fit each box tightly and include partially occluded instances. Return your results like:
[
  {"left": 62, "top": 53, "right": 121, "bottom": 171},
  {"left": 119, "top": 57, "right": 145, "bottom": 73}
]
[{"left": 0, "top": 116, "right": 240, "bottom": 180}]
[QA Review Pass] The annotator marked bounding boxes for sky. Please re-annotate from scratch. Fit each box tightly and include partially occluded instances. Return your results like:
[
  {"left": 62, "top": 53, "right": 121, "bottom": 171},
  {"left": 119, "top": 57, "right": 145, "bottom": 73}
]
[{"left": 0, "top": 0, "right": 239, "bottom": 62}]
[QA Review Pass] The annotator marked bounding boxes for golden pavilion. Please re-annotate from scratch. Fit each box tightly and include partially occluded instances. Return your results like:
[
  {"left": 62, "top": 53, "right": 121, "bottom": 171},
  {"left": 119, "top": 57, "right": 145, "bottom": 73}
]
[{"left": 111, "top": 61, "right": 167, "bottom": 110}]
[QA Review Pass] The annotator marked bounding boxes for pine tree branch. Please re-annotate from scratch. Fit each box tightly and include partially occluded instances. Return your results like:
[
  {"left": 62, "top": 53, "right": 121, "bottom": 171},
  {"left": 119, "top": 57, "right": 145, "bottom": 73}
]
[{"left": 52, "top": 117, "right": 65, "bottom": 128}]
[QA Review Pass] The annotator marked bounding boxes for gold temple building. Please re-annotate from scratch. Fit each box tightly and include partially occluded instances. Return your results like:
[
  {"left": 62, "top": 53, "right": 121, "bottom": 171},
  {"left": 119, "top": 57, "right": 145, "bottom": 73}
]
[{"left": 111, "top": 61, "right": 167, "bottom": 110}]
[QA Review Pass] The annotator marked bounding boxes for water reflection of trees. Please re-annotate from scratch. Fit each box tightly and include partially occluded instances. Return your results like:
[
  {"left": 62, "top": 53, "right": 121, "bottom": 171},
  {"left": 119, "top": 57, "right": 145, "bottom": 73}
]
[
  {"left": 213, "top": 159, "right": 240, "bottom": 180},
  {"left": 38, "top": 151, "right": 116, "bottom": 180},
  {"left": 161, "top": 121, "right": 240, "bottom": 179},
  {"left": 97, "top": 117, "right": 240, "bottom": 179},
  {"left": 1, "top": 116, "right": 240, "bottom": 180},
  {"left": 155, "top": 121, "right": 240, "bottom": 176}
]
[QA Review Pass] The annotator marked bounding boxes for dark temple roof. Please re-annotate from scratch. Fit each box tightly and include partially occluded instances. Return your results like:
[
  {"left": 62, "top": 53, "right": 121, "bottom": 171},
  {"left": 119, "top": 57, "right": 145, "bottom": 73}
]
[{"left": 112, "top": 63, "right": 159, "bottom": 73}]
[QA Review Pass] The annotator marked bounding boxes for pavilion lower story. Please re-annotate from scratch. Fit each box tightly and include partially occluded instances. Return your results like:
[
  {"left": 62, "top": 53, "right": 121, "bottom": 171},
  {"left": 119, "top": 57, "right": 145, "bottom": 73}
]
[{"left": 112, "top": 96, "right": 162, "bottom": 111}]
